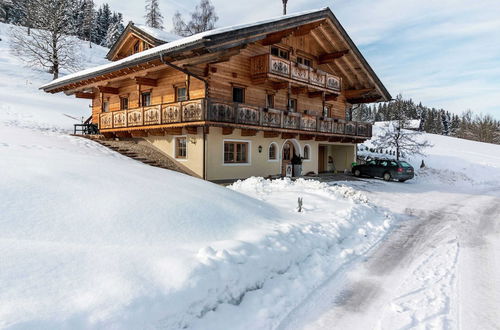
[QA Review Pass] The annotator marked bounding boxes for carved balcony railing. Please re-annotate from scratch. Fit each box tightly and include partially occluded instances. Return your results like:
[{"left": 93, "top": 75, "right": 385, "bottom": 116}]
[
  {"left": 98, "top": 98, "right": 372, "bottom": 138},
  {"left": 250, "top": 54, "right": 341, "bottom": 93}
]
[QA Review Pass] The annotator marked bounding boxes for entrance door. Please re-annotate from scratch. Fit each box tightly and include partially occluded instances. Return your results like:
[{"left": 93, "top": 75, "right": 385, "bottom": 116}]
[
  {"left": 282, "top": 141, "right": 294, "bottom": 176},
  {"left": 318, "top": 145, "right": 326, "bottom": 173}
]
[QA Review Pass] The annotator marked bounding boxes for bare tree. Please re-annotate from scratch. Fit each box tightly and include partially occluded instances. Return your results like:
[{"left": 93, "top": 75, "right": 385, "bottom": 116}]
[
  {"left": 373, "top": 95, "right": 432, "bottom": 160},
  {"left": 172, "top": 0, "right": 218, "bottom": 37},
  {"left": 144, "top": 0, "right": 163, "bottom": 29},
  {"left": 9, "top": 0, "right": 80, "bottom": 80}
]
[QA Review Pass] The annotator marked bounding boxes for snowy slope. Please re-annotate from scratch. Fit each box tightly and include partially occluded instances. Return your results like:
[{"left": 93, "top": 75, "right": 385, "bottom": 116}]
[
  {"left": 360, "top": 122, "right": 500, "bottom": 184},
  {"left": 0, "top": 23, "right": 392, "bottom": 329}
]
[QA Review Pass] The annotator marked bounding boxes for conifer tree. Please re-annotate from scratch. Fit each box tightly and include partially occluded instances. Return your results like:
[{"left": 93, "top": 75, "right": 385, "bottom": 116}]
[{"left": 145, "top": 0, "right": 163, "bottom": 29}]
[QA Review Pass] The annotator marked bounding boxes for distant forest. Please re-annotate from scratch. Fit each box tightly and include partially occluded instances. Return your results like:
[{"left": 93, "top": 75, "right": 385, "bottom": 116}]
[{"left": 351, "top": 95, "right": 500, "bottom": 145}]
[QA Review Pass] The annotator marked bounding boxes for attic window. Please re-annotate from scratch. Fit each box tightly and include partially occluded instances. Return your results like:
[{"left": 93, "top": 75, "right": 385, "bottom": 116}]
[
  {"left": 271, "top": 46, "right": 289, "bottom": 60},
  {"left": 133, "top": 41, "right": 140, "bottom": 53}
]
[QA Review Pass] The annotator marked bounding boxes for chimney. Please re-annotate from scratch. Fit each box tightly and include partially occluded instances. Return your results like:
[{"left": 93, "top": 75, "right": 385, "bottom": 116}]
[{"left": 282, "top": 0, "right": 288, "bottom": 15}]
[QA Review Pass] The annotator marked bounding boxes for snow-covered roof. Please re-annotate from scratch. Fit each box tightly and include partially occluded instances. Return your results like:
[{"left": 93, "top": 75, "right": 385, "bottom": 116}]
[
  {"left": 40, "top": 6, "right": 391, "bottom": 101},
  {"left": 134, "top": 25, "right": 180, "bottom": 43},
  {"left": 41, "top": 8, "right": 328, "bottom": 91}
]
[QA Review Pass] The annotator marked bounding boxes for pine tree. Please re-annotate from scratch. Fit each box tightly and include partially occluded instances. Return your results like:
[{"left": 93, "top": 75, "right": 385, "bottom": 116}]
[
  {"left": 105, "top": 12, "right": 124, "bottom": 47},
  {"left": 441, "top": 110, "right": 450, "bottom": 135},
  {"left": 145, "top": 0, "right": 163, "bottom": 29}
]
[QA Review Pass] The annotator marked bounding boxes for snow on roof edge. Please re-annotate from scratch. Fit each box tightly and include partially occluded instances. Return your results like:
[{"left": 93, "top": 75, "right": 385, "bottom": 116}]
[{"left": 40, "top": 7, "right": 329, "bottom": 91}]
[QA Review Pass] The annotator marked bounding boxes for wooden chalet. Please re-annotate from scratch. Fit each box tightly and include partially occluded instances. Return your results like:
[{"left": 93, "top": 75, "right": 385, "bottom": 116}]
[{"left": 41, "top": 8, "right": 391, "bottom": 181}]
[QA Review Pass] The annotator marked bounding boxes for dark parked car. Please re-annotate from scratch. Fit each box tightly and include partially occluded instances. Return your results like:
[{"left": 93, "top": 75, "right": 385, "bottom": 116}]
[{"left": 352, "top": 159, "right": 414, "bottom": 182}]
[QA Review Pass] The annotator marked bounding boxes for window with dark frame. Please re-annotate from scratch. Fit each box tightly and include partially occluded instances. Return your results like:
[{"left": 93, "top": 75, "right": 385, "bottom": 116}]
[
  {"left": 133, "top": 41, "right": 140, "bottom": 53},
  {"left": 102, "top": 100, "right": 109, "bottom": 112},
  {"left": 175, "top": 137, "right": 187, "bottom": 159},
  {"left": 176, "top": 86, "right": 187, "bottom": 102},
  {"left": 266, "top": 94, "right": 275, "bottom": 108},
  {"left": 141, "top": 92, "right": 151, "bottom": 106},
  {"left": 120, "top": 97, "right": 129, "bottom": 110},
  {"left": 289, "top": 98, "right": 297, "bottom": 112},
  {"left": 297, "top": 56, "right": 312, "bottom": 67},
  {"left": 224, "top": 141, "right": 248, "bottom": 164},
  {"left": 271, "top": 46, "right": 289, "bottom": 60},
  {"left": 232, "top": 87, "right": 245, "bottom": 103},
  {"left": 268, "top": 143, "right": 277, "bottom": 160},
  {"left": 303, "top": 145, "right": 310, "bottom": 160}
]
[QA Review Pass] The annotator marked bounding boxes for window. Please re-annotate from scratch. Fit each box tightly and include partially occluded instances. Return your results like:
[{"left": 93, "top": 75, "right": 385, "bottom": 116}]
[
  {"left": 232, "top": 87, "right": 245, "bottom": 103},
  {"left": 303, "top": 145, "right": 310, "bottom": 160},
  {"left": 175, "top": 137, "right": 187, "bottom": 159},
  {"left": 176, "top": 86, "right": 187, "bottom": 102},
  {"left": 323, "top": 104, "right": 332, "bottom": 117},
  {"left": 297, "top": 56, "right": 312, "bottom": 67},
  {"left": 289, "top": 98, "right": 297, "bottom": 112},
  {"left": 266, "top": 94, "right": 275, "bottom": 108},
  {"left": 268, "top": 143, "right": 277, "bottom": 161},
  {"left": 141, "top": 92, "right": 151, "bottom": 106},
  {"left": 271, "top": 46, "right": 289, "bottom": 60},
  {"left": 380, "top": 160, "right": 389, "bottom": 167},
  {"left": 133, "top": 41, "right": 140, "bottom": 53},
  {"left": 102, "top": 100, "right": 109, "bottom": 112},
  {"left": 283, "top": 142, "right": 292, "bottom": 160},
  {"left": 120, "top": 97, "right": 128, "bottom": 110},
  {"left": 400, "top": 161, "right": 412, "bottom": 168},
  {"left": 224, "top": 141, "right": 248, "bottom": 164}
]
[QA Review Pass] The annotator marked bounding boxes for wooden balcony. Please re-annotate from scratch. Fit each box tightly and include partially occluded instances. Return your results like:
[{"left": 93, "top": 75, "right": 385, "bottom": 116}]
[
  {"left": 250, "top": 54, "right": 341, "bottom": 92},
  {"left": 99, "top": 98, "right": 372, "bottom": 139}
]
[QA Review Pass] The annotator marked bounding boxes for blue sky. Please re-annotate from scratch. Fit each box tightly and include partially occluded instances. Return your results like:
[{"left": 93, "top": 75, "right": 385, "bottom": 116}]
[{"left": 96, "top": 0, "right": 500, "bottom": 118}]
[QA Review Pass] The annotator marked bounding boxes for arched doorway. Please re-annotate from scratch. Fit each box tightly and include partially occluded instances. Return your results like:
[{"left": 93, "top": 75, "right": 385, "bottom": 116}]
[{"left": 281, "top": 139, "right": 300, "bottom": 176}]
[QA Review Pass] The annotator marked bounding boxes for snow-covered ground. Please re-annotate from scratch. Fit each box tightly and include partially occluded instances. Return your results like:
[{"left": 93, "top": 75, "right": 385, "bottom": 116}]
[
  {"left": 1, "top": 22, "right": 500, "bottom": 330},
  {"left": 1, "top": 23, "right": 392, "bottom": 329}
]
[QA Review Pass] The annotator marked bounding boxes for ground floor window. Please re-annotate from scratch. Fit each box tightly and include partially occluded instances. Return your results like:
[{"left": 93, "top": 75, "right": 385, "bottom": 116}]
[
  {"left": 303, "top": 145, "right": 310, "bottom": 160},
  {"left": 224, "top": 141, "right": 248, "bottom": 163},
  {"left": 175, "top": 137, "right": 187, "bottom": 159},
  {"left": 268, "top": 142, "right": 277, "bottom": 160}
]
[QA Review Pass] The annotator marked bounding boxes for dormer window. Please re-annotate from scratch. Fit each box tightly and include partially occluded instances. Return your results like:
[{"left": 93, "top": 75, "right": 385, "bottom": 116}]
[{"left": 271, "top": 46, "right": 289, "bottom": 60}]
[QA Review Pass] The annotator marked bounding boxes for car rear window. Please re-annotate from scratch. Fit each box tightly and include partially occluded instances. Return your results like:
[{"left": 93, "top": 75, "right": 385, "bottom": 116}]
[{"left": 400, "top": 161, "right": 412, "bottom": 168}]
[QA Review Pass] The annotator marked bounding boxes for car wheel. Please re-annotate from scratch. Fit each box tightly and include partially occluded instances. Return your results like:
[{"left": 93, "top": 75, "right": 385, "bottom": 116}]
[
  {"left": 398, "top": 179, "right": 407, "bottom": 182},
  {"left": 354, "top": 169, "right": 361, "bottom": 177},
  {"left": 383, "top": 172, "right": 391, "bottom": 181}
]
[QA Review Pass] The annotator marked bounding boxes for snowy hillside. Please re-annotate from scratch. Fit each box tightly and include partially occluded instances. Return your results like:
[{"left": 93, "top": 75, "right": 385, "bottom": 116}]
[
  {"left": 359, "top": 122, "right": 500, "bottom": 184},
  {"left": 0, "top": 23, "right": 392, "bottom": 329}
]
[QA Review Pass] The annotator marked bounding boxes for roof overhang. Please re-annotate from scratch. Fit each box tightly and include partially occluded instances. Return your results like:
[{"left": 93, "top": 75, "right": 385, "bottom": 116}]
[{"left": 41, "top": 7, "right": 391, "bottom": 101}]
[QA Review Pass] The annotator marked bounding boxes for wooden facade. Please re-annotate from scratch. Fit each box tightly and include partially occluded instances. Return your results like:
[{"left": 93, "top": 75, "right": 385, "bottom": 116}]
[{"left": 41, "top": 8, "right": 391, "bottom": 180}]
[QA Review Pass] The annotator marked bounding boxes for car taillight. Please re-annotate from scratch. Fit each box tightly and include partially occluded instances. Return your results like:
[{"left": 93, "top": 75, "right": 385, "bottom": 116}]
[{"left": 397, "top": 168, "right": 403, "bottom": 172}]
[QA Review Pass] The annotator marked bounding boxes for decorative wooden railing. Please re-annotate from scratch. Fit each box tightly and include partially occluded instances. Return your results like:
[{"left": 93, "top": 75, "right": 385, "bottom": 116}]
[
  {"left": 99, "top": 98, "right": 372, "bottom": 138},
  {"left": 250, "top": 54, "right": 341, "bottom": 92}
]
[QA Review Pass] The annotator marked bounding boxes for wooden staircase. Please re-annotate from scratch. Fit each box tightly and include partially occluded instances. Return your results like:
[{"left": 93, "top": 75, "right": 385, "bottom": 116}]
[{"left": 80, "top": 135, "right": 198, "bottom": 177}]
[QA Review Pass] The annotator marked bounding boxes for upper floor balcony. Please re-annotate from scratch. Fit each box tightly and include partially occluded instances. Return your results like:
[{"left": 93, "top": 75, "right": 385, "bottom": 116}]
[
  {"left": 250, "top": 54, "right": 341, "bottom": 92},
  {"left": 98, "top": 98, "right": 372, "bottom": 140}
]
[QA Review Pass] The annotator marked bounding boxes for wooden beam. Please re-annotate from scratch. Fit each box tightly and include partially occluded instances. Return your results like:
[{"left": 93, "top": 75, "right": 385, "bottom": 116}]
[
  {"left": 74, "top": 92, "right": 95, "bottom": 99},
  {"left": 264, "top": 131, "right": 280, "bottom": 138},
  {"left": 222, "top": 127, "right": 234, "bottom": 135},
  {"left": 165, "top": 128, "right": 183, "bottom": 135},
  {"left": 291, "top": 86, "right": 308, "bottom": 94},
  {"left": 130, "top": 130, "right": 148, "bottom": 138},
  {"left": 325, "top": 94, "right": 338, "bottom": 102},
  {"left": 272, "top": 82, "right": 289, "bottom": 90},
  {"left": 98, "top": 86, "right": 119, "bottom": 94},
  {"left": 293, "top": 21, "right": 324, "bottom": 37},
  {"left": 308, "top": 91, "right": 324, "bottom": 98},
  {"left": 148, "top": 129, "right": 165, "bottom": 136},
  {"left": 261, "top": 30, "right": 293, "bottom": 46},
  {"left": 241, "top": 129, "right": 257, "bottom": 137},
  {"left": 281, "top": 133, "right": 297, "bottom": 139},
  {"left": 315, "top": 135, "right": 329, "bottom": 141},
  {"left": 186, "top": 127, "right": 198, "bottom": 134},
  {"left": 299, "top": 134, "right": 313, "bottom": 141},
  {"left": 135, "top": 77, "right": 157, "bottom": 87},
  {"left": 115, "top": 131, "right": 132, "bottom": 138},
  {"left": 343, "top": 88, "right": 375, "bottom": 99},
  {"left": 328, "top": 136, "right": 342, "bottom": 142},
  {"left": 318, "top": 50, "right": 350, "bottom": 64},
  {"left": 347, "top": 96, "right": 381, "bottom": 104}
]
